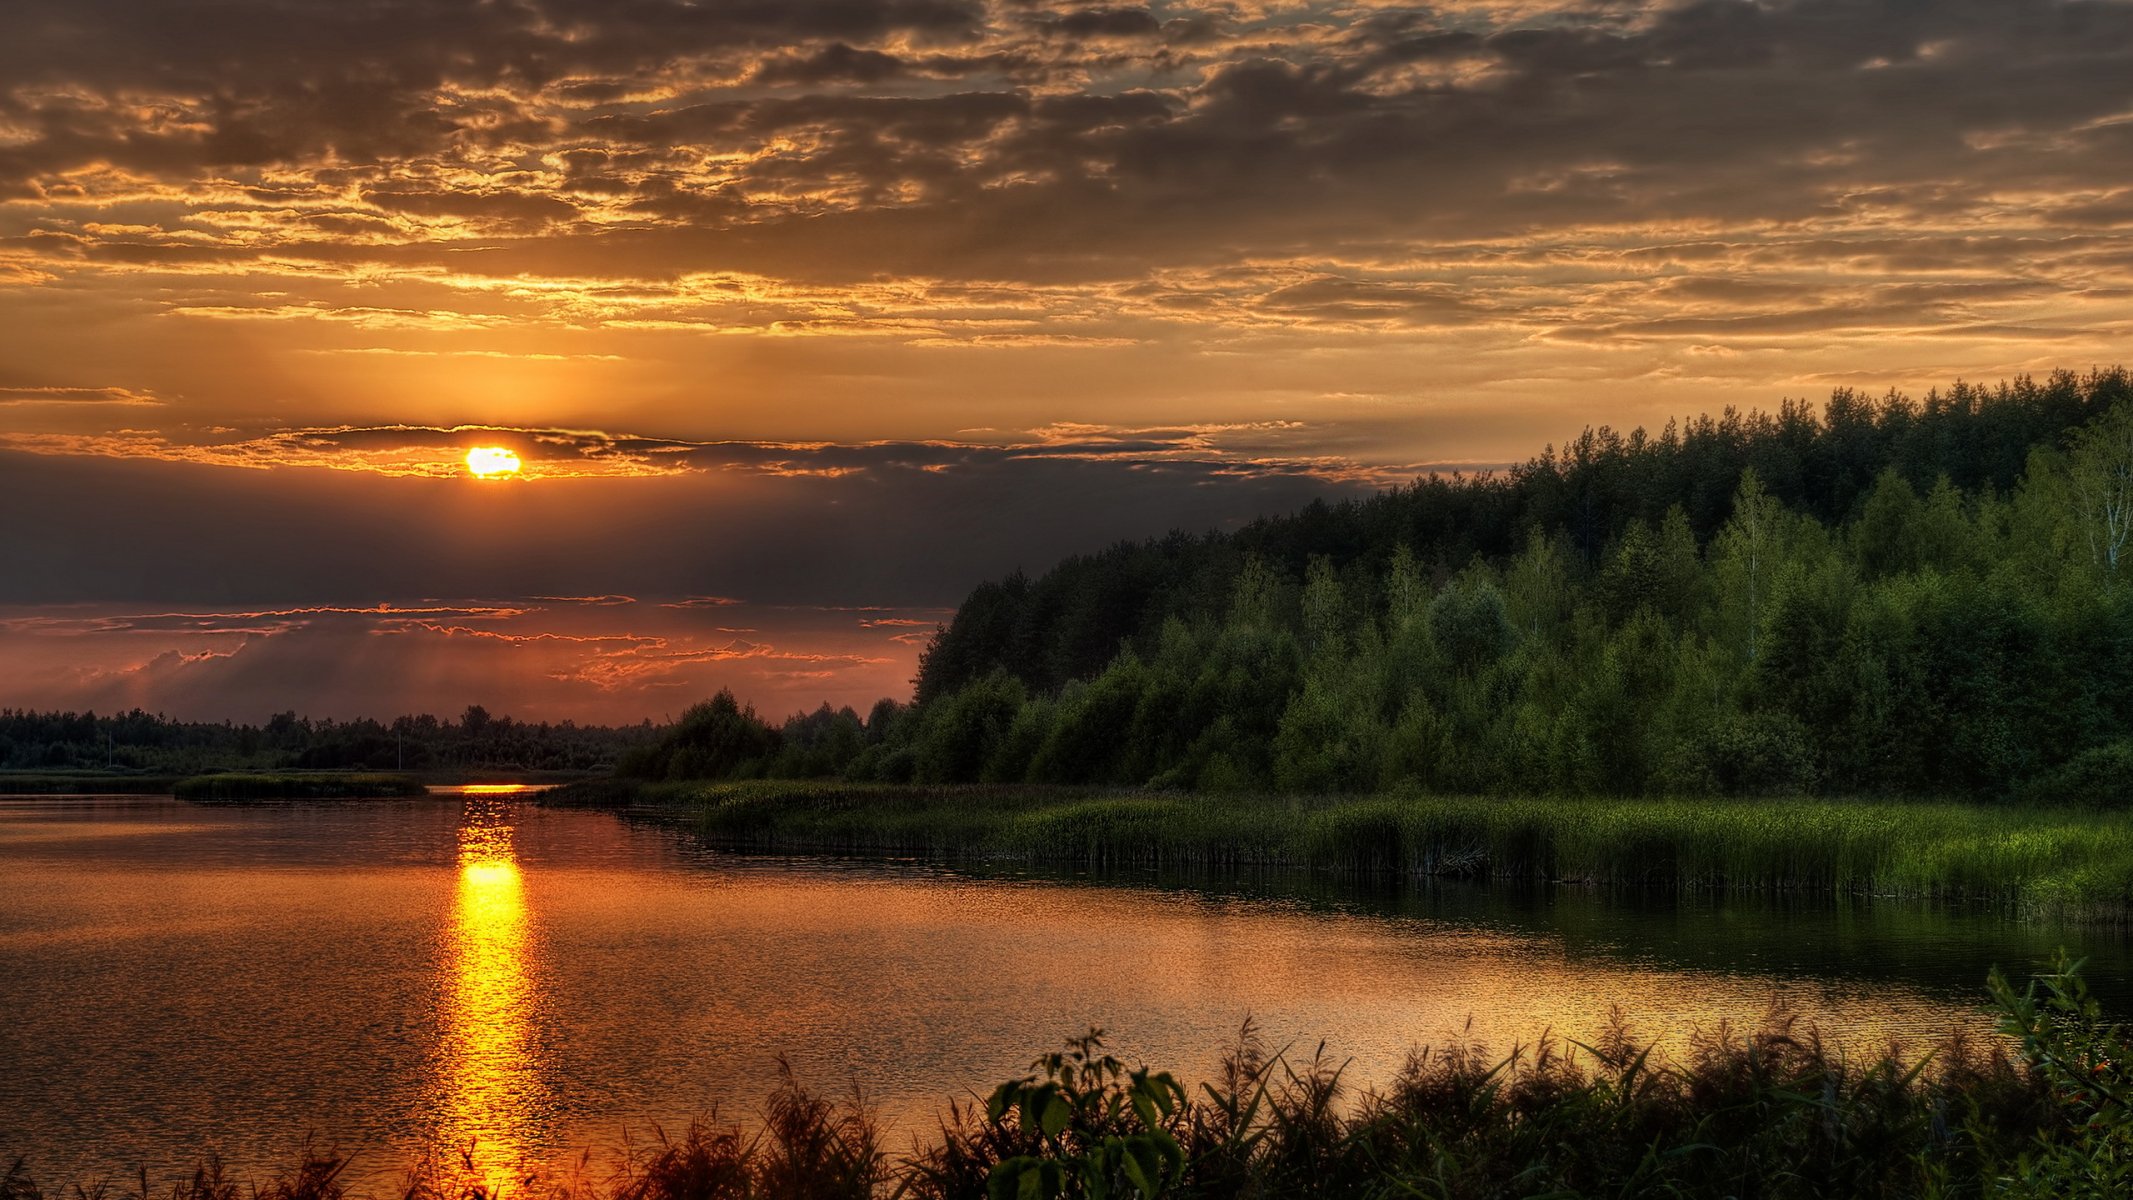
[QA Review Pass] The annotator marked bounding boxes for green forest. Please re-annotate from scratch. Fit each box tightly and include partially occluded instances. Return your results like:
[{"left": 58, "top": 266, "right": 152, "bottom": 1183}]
[{"left": 625, "top": 368, "right": 2133, "bottom": 802}]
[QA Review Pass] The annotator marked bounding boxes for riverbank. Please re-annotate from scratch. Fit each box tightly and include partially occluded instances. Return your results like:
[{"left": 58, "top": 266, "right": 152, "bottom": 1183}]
[
  {"left": 0, "top": 772, "right": 183, "bottom": 795},
  {"left": 171, "top": 773, "right": 428, "bottom": 802},
  {"left": 549, "top": 780, "right": 2133, "bottom": 919},
  {"left": 0, "top": 960, "right": 2118, "bottom": 1200}
]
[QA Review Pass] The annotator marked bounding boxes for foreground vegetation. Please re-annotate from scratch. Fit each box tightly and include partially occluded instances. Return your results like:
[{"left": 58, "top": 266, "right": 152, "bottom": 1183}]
[
  {"left": 554, "top": 780, "right": 2133, "bottom": 919},
  {"left": 171, "top": 773, "right": 428, "bottom": 802},
  {"left": 8, "top": 960, "right": 2131, "bottom": 1198},
  {"left": 622, "top": 370, "right": 2133, "bottom": 804}
]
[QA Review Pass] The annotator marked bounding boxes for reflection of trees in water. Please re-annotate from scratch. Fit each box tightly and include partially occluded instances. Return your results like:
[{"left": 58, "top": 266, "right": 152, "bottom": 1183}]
[{"left": 894, "top": 856, "right": 2133, "bottom": 1011}]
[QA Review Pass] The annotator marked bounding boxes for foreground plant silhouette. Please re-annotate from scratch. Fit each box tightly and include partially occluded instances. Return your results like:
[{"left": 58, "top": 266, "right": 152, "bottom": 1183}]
[{"left": 7, "top": 958, "right": 2130, "bottom": 1199}]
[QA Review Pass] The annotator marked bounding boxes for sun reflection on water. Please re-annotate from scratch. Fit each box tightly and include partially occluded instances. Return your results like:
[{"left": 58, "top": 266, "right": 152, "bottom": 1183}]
[{"left": 432, "top": 799, "right": 551, "bottom": 1164}]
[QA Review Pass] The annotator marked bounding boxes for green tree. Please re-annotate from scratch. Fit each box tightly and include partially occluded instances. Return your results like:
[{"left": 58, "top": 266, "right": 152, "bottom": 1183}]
[
  {"left": 1428, "top": 578, "right": 1513, "bottom": 675},
  {"left": 1711, "top": 468, "right": 1783, "bottom": 662},
  {"left": 1229, "top": 555, "right": 1283, "bottom": 630},
  {"left": 1384, "top": 543, "right": 1427, "bottom": 630},
  {"left": 1300, "top": 556, "right": 1346, "bottom": 658},
  {"left": 2069, "top": 401, "right": 2133, "bottom": 574},
  {"left": 915, "top": 671, "right": 1027, "bottom": 783}
]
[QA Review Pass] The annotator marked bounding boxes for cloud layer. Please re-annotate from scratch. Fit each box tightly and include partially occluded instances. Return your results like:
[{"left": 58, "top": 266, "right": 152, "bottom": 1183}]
[{"left": 7, "top": 0, "right": 2133, "bottom": 444}]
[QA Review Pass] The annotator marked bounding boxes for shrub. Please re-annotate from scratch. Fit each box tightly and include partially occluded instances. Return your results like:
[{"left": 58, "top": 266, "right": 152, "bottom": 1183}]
[
  {"left": 1662, "top": 710, "right": 1820, "bottom": 796},
  {"left": 2020, "top": 740, "right": 2133, "bottom": 807}
]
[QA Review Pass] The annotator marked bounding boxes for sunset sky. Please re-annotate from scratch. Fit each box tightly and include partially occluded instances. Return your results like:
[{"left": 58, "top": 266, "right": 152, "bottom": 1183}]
[{"left": 5, "top": 0, "right": 2133, "bottom": 723}]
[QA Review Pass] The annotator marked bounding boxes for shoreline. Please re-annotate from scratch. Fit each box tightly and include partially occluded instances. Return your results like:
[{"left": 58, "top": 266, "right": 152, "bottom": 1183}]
[{"left": 550, "top": 779, "right": 2133, "bottom": 921}]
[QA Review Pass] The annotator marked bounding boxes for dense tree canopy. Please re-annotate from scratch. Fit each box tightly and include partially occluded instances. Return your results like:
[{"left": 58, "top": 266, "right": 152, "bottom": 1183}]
[{"left": 633, "top": 369, "right": 2133, "bottom": 800}]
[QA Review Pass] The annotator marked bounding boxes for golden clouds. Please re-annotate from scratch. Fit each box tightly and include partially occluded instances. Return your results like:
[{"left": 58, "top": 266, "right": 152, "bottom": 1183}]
[
  {"left": 0, "top": 419, "right": 1439, "bottom": 485},
  {"left": 0, "top": 384, "right": 161, "bottom": 406}
]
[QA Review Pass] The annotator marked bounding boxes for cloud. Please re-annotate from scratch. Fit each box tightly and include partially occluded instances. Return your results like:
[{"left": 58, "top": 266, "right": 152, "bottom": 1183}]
[
  {"left": 4, "top": 0, "right": 2130, "bottom": 297},
  {"left": 0, "top": 603, "right": 527, "bottom": 637},
  {"left": 1032, "top": 7, "right": 1164, "bottom": 40},
  {"left": 530, "top": 594, "right": 638, "bottom": 606},
  {"left": 0, "top": 385, "right": 162, "bottom": 406},
  {"left": 0, "top": 417, "right": 1443, "bottom": 484}
]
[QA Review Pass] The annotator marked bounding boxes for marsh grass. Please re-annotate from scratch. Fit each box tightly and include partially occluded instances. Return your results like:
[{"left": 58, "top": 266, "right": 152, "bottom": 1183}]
[
  {"left": 9, "top": 960, "right": 2131, "bottom": 1199},
  {"left": 551, "top": 780, "right": 2133, "bottom": 919},
  {"left": 172, "top": 774, "right": 428, "bottom": 802}
]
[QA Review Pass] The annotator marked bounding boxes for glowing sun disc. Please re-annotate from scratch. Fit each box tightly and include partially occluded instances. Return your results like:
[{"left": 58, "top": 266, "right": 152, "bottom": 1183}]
[{"left": 465, "top": 446, "right": 522, "bottom": 478}]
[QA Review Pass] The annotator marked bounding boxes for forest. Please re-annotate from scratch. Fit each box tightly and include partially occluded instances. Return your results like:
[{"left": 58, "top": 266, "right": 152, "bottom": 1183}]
[
  {"left": 622, "top": 368, "right": 2133, "bottom": 802},
  {"left": 0, "top": 705, "right": 657, "bottom": 776}
]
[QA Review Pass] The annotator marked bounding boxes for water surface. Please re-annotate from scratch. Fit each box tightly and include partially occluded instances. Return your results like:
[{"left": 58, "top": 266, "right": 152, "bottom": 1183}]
[{"left": 1, "top": 795, "right": 2123, "bottom": 1188}]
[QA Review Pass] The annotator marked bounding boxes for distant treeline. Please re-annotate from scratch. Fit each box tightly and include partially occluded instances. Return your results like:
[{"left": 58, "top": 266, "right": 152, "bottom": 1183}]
[
  {"left": 626, "top": 368, "right": 2133, "bottom": 801},
  {"left": 0, "top": 705, "right": 658, "bottom": 775}
]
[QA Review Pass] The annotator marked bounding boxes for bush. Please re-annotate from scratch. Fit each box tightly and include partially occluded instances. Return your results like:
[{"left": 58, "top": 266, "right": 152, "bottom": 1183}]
[
  {"left": 1426, "top": 579, "right": 1514, "bottom": 675},
  {"left": 1662, "top": 711, "right": 1820, "bottom": 796},
  {"left": 2021, "top": 740, "right": 2133, "bottom": 807}
]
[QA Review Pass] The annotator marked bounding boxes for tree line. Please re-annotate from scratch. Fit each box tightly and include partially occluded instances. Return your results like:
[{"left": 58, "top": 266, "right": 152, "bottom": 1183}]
[
  {"left": 626, "top": 368, "right": 2133, "bottom": 802},
  {"left": 0, "top": 705, "right": 659, "bottom": 775}
]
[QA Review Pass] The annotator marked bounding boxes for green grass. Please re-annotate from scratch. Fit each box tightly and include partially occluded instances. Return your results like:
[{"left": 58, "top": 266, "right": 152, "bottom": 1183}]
[
  {"left": 171, "top": 773, "right": 428, "bottom": 802},
  {"left": 549, "top": 779, "right": 2133, "bottom": 919},
  {"left": 5, "top": 960, "right": 2129, "bottom": 1199}
]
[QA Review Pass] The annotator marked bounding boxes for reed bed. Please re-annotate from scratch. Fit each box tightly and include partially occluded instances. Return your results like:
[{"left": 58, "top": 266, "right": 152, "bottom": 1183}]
[
  {"left": 7, "top": 961, "right": 2129, "bottom": 1199},
  {"left": 548, "top": 781, "right": 2133, "bottom": 919}
]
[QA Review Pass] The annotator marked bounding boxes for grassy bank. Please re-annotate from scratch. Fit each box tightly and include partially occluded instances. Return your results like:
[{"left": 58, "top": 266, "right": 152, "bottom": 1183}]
[
  {"left": 5, "top": 961, "right": 2128, "bottom": 1199},
  {"left": 172, "top": 773, "right": 428, "bottom": 802},
  {"left": 550, "top": 779, "right": 2133, "bottom": 918},
  {"left": 0, "top": 773, "right": 185, "bottom": 795}
]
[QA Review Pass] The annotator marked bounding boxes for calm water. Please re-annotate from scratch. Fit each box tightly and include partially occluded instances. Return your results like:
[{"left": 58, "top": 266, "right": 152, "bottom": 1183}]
[{"left": 2, "top": 794, "right": 2127, "bottom": 1188}]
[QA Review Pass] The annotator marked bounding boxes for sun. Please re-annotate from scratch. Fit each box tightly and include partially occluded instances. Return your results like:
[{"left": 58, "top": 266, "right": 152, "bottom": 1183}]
[{"left": 465, "top": 446, "right": 522, "bottom": 479}]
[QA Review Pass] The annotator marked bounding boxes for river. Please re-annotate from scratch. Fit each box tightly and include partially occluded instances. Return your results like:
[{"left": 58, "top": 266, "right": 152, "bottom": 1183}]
[{"left": 1, "top": 792, "right": 2123, "bottom": 1188}]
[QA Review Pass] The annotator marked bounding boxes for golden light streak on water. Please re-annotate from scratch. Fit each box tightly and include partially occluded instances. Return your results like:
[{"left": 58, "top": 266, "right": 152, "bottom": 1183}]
[{"left": 432, "top": 799, "right": 550, "bottom": 1165}]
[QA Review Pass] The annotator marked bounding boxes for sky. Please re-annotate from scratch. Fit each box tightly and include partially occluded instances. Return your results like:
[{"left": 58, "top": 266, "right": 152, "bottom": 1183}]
[{"left": 4, "top": 0, "right": 2133, "bottom": 724}]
